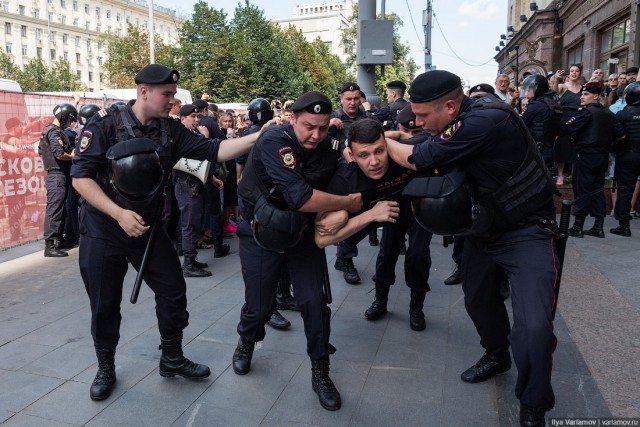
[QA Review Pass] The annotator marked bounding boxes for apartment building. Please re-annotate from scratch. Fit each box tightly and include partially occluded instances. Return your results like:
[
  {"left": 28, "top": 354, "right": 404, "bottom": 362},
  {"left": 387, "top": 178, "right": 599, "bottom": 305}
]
[{"left": 0, "top": 0, "right": 180, "bottom": 91}]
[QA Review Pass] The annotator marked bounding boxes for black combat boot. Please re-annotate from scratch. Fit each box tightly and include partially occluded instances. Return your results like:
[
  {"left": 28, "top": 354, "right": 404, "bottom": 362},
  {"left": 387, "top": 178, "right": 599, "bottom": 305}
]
[
  {"left": 232, "top": 338, "right": 254, "bottom": 375},
  {"left": 520, "top": 403, "right": 546, "bottom": 427},
  {"left": 444, "top": 263, "right": 462, "bottom": 285},
  {"left": 311, "top": 358, "right": 341, "bottom": 411},
  {"left": 159, "top": 335, "right": 210, "bottom": 379},
  {"left": 44, "top": 239, "right": 68, "bottom": 257},
  {"left": 461, "top": 349, "right": 512, "bottom": 383},
  {"left": 334, "top": 257, "right": 360, "bottom": 284},
  {"left": 365, "top": 283, "right": 390, "bottom": 320},
  {"left": 409, "top": 289, "right": 427, "bottom": 331},
  {"left": 213, "top": 234, "right": 230, "bottom": 258},
  {"left": 368, "top": 229, "right": 379, "bottom": 246},
  {"left": 610, "top": 219, "right": 631, "bottom": 237},
  {"left": 192, "top": 258, "right": 209, "bottom": 269},
  {"left": 182, "top": 256, "right": 212, "bottom": 277},
  {"left": 276, "top": 279, "right": 298, "bottom": 311},
  {"left": 90, "top": 349, "right": 116, "bottom": 401},
  {"left": 267, "top": 309, "right": 291, "bottom": 329},
  {"left": 568, "top": 216, "right": 586, "bottom": 238},
  {"left": 583, "top": 216, "right": 605, "bottom": 238}
]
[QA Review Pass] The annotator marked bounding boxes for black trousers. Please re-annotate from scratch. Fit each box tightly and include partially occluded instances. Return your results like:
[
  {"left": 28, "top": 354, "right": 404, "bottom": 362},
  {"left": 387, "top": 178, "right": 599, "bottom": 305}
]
[
  {"left": 44, "top": 171, "right": 69, "bottom": 240},
  {"left": 572, "top": 153, "right": 609, "bottom": 218},
  {"left": 78, "top": 209, "right": 189, "bottom": 352},
  {"left": 462, "top": 224, "right": 558, "bottom": 411},
  {"left": 236, "top": 219, "right": 333, "bottom": 360},
  {"left": 175, "top": 180, "right": 204, "bottom": 257},
  {"left": 372, "top": 211, "right": 432, "bottom": 292},
  {"left": 614, "top": 151, "right": 640, "bottom": 221}
]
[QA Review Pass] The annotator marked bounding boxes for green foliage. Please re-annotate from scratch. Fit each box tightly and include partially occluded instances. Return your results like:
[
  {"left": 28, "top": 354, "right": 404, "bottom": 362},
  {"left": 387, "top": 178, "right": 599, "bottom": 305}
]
[
  {"left": 15, "top": 57, "right": 85, "bottom": 92},
  {"left": 0, "top": 51, "right": 21, "bottom": 81}
]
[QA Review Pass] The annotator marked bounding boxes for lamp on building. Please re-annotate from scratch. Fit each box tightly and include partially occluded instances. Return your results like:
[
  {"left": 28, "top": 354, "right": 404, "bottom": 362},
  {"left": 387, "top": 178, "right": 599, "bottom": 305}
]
[
  {"left": 530, "top": 2, "right": 538, "bottom": 11},
  {"left": 500, "top": 41, "right": 505, "bottom": 47},
  {"left": 520, "top": 15, "right": 528, "bottom": 23},
  {"left": 500, "top": 34, "right": 506, "bottom": 40},
  {"left": 507, "top": 25, "right": 515, "bottom": 32},
  {"left": 496, "top": 46, "right": 501, "bottom": 52}
]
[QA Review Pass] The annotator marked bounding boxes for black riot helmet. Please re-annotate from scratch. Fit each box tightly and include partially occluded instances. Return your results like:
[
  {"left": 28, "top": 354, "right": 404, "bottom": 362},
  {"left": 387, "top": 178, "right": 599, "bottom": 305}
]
[
  {"left": 53, "top": 103, "right": 78, "bottom": 128},
  {"left": 251, "top": 195, "right": 308, "bottom": 253},
  {"left": 522, "top": 74, "right": 549, "bottom": 98},
  {"left": 403, "top": 172, "right": 473, "bottom": 236},
  {"left": 624, "top": 81, "right": 640, "bottom": 106},
  {"left": 106, "top": 138, "right": 164, "bottom": 203},
  {"left": 248, "top": 98, "right": 274, "bottom": 126},
  {"left": 79, "top": 104, "right": 100, "bottom": 126}
]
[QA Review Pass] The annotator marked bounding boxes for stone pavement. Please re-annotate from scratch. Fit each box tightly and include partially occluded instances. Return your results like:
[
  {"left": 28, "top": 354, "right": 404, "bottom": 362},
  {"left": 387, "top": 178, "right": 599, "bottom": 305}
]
[{"left": 0, "top": 215, "right": 638, "bottom": 426}]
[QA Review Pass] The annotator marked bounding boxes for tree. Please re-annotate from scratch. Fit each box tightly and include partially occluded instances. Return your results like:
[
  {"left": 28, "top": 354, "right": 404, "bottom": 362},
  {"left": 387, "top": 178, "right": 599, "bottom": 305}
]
[
  {"left": 0, "top": 51, "right": 21, "bottom": 81},
  {"left": 50, "top": 59, "right": 85, "bottom": 91},
  {"left": 102, "top": 24, "right": 178, "bottom": 88}
]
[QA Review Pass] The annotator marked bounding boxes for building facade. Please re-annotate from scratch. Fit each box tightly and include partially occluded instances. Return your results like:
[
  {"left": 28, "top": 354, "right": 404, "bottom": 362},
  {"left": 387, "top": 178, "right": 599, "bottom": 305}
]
[
  {"left": 0, "top": 0, "right": 180, "bottom": 91},
  {"left": 496, "top": 0, "right": 637, "bottom": 86},
  {"left": 273, "top": 0, "right": 354, "bottom": 64}
]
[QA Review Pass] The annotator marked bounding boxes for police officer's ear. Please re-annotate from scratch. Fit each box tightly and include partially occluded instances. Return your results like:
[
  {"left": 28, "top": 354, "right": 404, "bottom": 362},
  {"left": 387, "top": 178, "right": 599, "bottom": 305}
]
[{"left": 344, "top": 146, "right": 355, "bottom": 162}]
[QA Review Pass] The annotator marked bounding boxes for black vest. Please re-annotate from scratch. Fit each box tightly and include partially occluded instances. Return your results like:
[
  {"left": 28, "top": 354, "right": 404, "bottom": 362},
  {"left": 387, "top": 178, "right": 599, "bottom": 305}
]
[
  {"left": 39, "top": 124, "right": 71, "bottom": 172},
  {"left": 616, "top": 105, "right": 640, "bottom": 152},
  {"left": 529, "top": 96, "right": 563, "bottom": 147},
  {"left": 573, "top": 104, "right": 614, "bottom": 154}
]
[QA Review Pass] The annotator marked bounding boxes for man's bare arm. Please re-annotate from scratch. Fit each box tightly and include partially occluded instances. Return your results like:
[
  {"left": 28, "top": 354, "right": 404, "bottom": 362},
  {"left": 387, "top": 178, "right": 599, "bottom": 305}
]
[
  {"left": 298, "top": 189, "right": 362, "bottom": 213},
  {"left": 385, "top": 138, "right": 417, "bottom": 170}
]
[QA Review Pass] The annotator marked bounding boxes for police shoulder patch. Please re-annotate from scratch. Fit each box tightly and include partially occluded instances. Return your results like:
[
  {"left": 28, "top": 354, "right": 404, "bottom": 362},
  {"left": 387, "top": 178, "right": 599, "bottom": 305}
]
[
  {"left": 279, "top": 146, "right": 296, "bottom": 169},
  {"left": 98, "top": 109, "right": 109, "bottom": 117},
  {"left": 79, "top": 130, "right": 93, "bottom": 152},
  {"left": 440, "top": 120, "right": 462, "bottom": 141}
]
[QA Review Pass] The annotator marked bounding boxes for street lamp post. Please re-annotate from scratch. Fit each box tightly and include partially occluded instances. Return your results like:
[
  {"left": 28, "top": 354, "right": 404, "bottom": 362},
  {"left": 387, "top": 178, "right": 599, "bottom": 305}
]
[{"left": 514, "top": 44, "right": 520, "bottom": 92}]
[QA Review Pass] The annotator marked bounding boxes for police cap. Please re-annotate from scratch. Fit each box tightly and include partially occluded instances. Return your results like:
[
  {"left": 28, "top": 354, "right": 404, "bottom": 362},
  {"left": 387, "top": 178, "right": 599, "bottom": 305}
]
[
  {"left": 625, "top": 66, "right": 639, "bottom": 74},
  {"left": 180, "top": 104, "right": 199, "bottom": 116},
  {"left": 581, "top": 81, "right": 602, "bottom": 95},
  {"left": 468, "top": 83, "right": 496, "bottom": 96},
  {"left": 408, "top": 70, "right": 462, "bottom": 103},
  {"left": 192, "top": 99, "right": 209, "bottom": 110},
  {"left": 134, "top": 64, "right": 180, "bottom": 85},
  {"left": 396, "top": 105, "right": 420, "bottom": 129},
  {"left": 386, "top": 80, "right": 407, "bottom": 91},
  {"left": 290, "top": 91, "right": 332, "bottom": 114},
  {"left": 340, "top": 82, "right": 360, "bottom": 94}
]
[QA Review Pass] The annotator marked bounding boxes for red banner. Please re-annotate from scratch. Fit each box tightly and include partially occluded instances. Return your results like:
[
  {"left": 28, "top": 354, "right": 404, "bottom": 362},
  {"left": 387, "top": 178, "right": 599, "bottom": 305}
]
[{"left": 0, "top": 91, "right": 125, "bottom": 250}]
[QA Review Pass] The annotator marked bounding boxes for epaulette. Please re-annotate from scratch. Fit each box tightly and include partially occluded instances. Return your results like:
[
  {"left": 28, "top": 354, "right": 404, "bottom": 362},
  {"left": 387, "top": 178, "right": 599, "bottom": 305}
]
[{"left": 97, "top": 109, "right": 109, "bottom": 118}]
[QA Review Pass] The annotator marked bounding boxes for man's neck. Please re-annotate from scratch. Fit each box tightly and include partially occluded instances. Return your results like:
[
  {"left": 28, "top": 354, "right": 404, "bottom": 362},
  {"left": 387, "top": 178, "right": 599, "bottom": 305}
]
[{"left": 131, "top": 103, "right": 152, "bottom": 126}]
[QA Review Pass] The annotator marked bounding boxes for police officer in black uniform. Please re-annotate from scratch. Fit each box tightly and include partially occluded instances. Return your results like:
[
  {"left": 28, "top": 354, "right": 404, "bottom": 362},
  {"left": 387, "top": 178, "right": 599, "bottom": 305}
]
[
  {"left": 611, "top": 82, "right": 640, "bottom": 236},
  {"left": 521, "top": 75, "right": 563, "bottom": 171},
  {"left": 559, "top": 82, "right": 615, "bottom": 238},
  {"left": 373, "top": 80, "right": 409, "bottom": 131},
  {"left": 386, "top": 70, "right": 559, "bottom": 426},
  {"left": 71, "top": 64, "right": 265, "bottom": 401},
  {"left": 328, "top": 82, "right": 368, "bottom": 150},
  {"left": 40, "top": 103, "right": 77, "bottom": 257},
  {"left": 232, "top": 91, "right": 362, "bottom": 412}
]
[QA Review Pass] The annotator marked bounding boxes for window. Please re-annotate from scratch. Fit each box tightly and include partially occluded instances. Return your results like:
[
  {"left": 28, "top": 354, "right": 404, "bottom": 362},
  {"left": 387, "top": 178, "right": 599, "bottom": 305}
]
[
  {"left": 19, "top": 4, "right": 25, "bottom": 15},
  {"left": 85, "top": 22, "right": 89, "bottom": 30},
  {"left": 48, "top": 13, "right": 53, "bottom": 23},
  {"left": 567, "top": 43, "right": 583, "bottom": 67},
  {"left": 84, "top": 4, "right": 89, "bottom": 13},
  {"left": 21, "top": 25, "right": 27, "bottom": 37},
  {"left": 37, "top": 47, "right": 42, "bottom": 58},
  {"left": 61, "top": 15, "right": 66, "bottom": 24},
  {"left": 601, "top": 19, "right": 631, "bottom": 53},
  {"left": 96, "top": 24, "right": 100, "bottom": 32},
  {"left": 95, "top": 7, "right": 100, "bottom": 16},
  {"left": 49, "top": 31, "right": 56, "bottom": 42},
  {"left": 106, "top": 10, "right": 110, "bottom": 18},
  {"left": 36, "top": 28, "right": 42, "bottom": 39},
  {"left": 76, "top": 70, "right": 81, "bottom": 78},
  {"left": 63, "top": 34, "right": 68, "bottom": 43},
  {"left": 33, "top": 8, "right": 40, "bottom": 18},
  {"left": 50, "top": 49, "right": 56, "bottom": 59},
  {"left": 73, "top": 0, "right": 77, "bottom": 11},
  {"left": 5, "top": 22, "right": 11, "bottom": 35},
  {"left": 126, "top": 16, "right": 130, "bottom": 24},
  {"left": 73, "top": 18, "right": 78, "bottom": 27},
  {"left": 22, "top": 45, "right": 28, "bottom": 55},
  {"left": 116, "top": 13, "right": 120, "bottom": 22},
  {"left": 89, "top": 72, "right": 93, "bottom": 81},
  {"left": 98, "top": 56, "right": 103, "bottom": 65},
  {"left": 2, "top": 2, "right": 8, "bottom": 12},
  {"left": 63, "top": 51, "right": 68, "bottom": 60},
  {"left": 76, "top": 52, "right": 80, "bottom": 63},
  {"left": 60, "top": 0, "right": 65, "bottom": 7},
  {"left": 116, "top": 29, "right": 121, "bottom": 37},
  {"left": 86, "top": 39, "right": 91, "bottom": 48},
  {"left": 5, "top": 43, "right": 12, "bottom": 54},
  {"left": 75, "top": 36, "right": 80, "bottom": 46}
]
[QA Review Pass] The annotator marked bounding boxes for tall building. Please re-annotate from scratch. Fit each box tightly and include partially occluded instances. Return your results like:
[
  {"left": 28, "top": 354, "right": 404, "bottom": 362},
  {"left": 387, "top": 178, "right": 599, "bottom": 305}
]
[
  {"left": 0, "top": 0, "right": 181, "bottom": 91},
  {"left": 273, "top": 0, "right": 354, "bottom": 64}
]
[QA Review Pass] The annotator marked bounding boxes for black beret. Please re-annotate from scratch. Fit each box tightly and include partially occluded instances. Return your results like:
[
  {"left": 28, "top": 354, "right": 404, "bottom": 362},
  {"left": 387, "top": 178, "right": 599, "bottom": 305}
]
[
  {"left": 396, "top": 105, "right": 420, "bottom": 129},
  {"left": 625, "top": 66, "right": 639, "bottom": 74},
  {"left": 581, "top": 81, "right": 602, "bottom": 95},
  {"left": 179, "top": 104, "right": 199, "bottom": 117},
  {"left": 386, "top": 80, "right": 407, "bottom": 90},
  {"left": 134, "top": 64, "right": 180, "bottom": 85},
  {"left": 192, "top": 99, "right": 209, "bottom": 110},
  {"left": 290, "top": 91, "right": 332, "bottom": 114},
  {"left": 468, "top": 83, "right": 496, "bottom": 96},
  {"left": 408, "top": 70, "right": 462, "bottom": 103},
  {"left": 340, "top": 82, "right": 360, "bottom": 94}
]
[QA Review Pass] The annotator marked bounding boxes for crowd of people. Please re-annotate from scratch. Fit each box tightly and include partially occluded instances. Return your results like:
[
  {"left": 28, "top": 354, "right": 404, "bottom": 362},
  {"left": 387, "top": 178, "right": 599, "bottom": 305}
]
[{"left": 33, "top": 61, "right": 640, "bottom": 427}]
